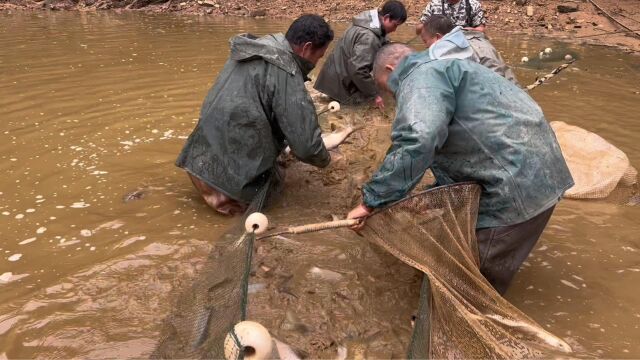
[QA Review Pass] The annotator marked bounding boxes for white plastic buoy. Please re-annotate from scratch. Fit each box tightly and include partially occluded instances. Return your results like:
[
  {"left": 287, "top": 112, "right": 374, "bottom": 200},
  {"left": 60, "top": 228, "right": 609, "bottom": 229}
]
[
  {"left": 544, "top": 47, "right": 553, "bottom": 54},
  {"left": 328, "top": 101, "right": 340, "bottom": 113},
  {"left": 521, "top": 56, "right": 529, "bottom": 63},
  {"left": 224, "top": 321, "right": 273, "bottom": 360},
  {"left": 245, "top": 212, "right": 268, "bottom": 234},
  {"left": 564, "top": 54, "right": 573, "bottom": 61}
]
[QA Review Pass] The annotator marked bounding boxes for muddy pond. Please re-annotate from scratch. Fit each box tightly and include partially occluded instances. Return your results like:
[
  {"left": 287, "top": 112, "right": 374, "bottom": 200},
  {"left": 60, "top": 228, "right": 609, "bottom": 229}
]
[{"left": 1, "top": 10, "right": 639, "bottom": 359}]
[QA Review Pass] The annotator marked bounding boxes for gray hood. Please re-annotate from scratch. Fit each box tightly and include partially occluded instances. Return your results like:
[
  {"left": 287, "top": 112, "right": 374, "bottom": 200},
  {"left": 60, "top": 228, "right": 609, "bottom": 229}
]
[
  {"left": 428, "top": 26, "right": 475, "bottom": 61},
  {"left": 229, "top": 33, "right": 299, "bottom": 76},
  {"left": 352, "top": 9, "right": 383, "bottom": 37}
]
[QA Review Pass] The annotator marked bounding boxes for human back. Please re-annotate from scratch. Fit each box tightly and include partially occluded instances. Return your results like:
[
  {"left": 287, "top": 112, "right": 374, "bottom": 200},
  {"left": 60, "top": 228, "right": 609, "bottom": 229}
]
[
  {"left": 392, "top": 54, "right": 572, "bottom": 227},
  {"left": 176, "top": 15, "right": 334, "bottom": 214}
]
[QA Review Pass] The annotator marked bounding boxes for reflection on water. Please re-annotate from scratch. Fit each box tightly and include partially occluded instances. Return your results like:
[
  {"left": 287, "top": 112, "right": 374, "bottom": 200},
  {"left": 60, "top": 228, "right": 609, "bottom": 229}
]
[{"left": 0, "top": 10, "right": 639, "bottom": 358}]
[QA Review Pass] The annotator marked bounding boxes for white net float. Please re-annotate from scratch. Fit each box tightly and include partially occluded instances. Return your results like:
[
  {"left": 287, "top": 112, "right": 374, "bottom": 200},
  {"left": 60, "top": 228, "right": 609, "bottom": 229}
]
[
  {"left": 224, "top": 321, "right": 273, "bottom": 360},
  {"left": 328, "top": 101, "right": 340, "bottom": 112},
  {"left": 245, "top": 212, "right": 268, "bottom": 234}
]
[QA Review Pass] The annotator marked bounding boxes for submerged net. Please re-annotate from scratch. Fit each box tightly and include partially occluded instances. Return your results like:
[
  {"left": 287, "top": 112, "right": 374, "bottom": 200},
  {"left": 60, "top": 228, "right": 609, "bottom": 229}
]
[
  {"left": 154, "top": 181, "right": 573, "bottom": 359},
  {"left": 152, "top": 182, "right": 271, "bottom": 359},
  {"left": 364, "top": 183, "right": 572, "bottom": 358}
]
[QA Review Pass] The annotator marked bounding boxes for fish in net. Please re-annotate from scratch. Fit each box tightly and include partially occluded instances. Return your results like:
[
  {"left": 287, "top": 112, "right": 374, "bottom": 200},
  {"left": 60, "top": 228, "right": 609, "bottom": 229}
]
[
  {"left": 363, "top": 182, "right": 573, "bottom": 358},
  {"left": 153, "top": 182, "right": 573, "bottom": 359},
  {"left": 151, "top": 180, "right": 272, "bottom": 359}
]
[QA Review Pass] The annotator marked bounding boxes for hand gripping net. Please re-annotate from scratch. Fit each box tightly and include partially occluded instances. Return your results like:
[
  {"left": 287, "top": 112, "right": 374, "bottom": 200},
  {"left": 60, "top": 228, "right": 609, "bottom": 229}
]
[{"left": 363, "top": 183, "right": 573, "bottom": 358}]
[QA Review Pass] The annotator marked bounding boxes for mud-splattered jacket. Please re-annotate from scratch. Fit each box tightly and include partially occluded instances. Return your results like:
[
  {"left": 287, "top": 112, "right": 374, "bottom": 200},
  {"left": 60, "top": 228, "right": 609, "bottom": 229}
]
[
  {"left": 361, "top": 49, "right": 574, "bottom": 228},
  {"left": 314, "top": 10, "right": 387, "bottom": 104},
  {"left": 176, "top": 33, "right": 330, "bottom": 203}
]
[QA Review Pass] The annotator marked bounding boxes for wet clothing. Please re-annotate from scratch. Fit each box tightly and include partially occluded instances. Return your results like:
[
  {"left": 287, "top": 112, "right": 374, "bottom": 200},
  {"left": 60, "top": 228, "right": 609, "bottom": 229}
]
[
  {"left": 361, "top": 38, "right": 574, "bottom": 229},
  {"left": 477, "top": 205, "right": 555, "bottom": 294},
  {"left": 465, "top": 30, "right": 518, "bottom": 85},
  {"left": 314, "top": 10, "right": 387, "bottom": 104},
  {"left": 176, "top": 33, "right": 330, "bottom": 206},
  {"left": 420, "top": 0, "right": 486, "bottom": 28}
]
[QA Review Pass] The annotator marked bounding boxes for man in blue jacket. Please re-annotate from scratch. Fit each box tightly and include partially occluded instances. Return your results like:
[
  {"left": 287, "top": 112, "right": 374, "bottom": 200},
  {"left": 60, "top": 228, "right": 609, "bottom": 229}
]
[{"left": 347, "top": 41, "right": 574, "bottom": 294}]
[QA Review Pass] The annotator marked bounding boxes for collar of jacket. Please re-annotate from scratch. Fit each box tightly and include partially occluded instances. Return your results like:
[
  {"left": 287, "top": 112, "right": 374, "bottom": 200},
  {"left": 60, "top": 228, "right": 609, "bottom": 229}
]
[
  {"left": 428, "top": 26, "right": 474, "bottom": 60},
  {"left": 292, "top": 52, "right": 315, "bottom": 81},
  {"left": 229, "top": 33, "right": 299, "bottom": 76},
  {"left": 353, "top": 9, "right": 385, "bottom": 38}
]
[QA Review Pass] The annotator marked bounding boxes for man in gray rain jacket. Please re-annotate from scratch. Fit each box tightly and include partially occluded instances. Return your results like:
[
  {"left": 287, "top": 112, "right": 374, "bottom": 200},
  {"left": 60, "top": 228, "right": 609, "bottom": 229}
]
[
  {"left": 418, "top": 14, "right": 518, "bottom": 84},
  {"left": 347, "top": 40, "right": 574, "bottom": 294},
  {"left": 176, "top": 15, "right": 334, "bottom": 215},
  {"left": 314, "top": 1, "right": 407, "bottom": 109}
]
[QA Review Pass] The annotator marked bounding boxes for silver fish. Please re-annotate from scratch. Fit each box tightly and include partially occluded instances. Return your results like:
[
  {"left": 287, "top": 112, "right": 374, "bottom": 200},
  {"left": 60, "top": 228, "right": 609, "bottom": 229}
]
[{"left": 284, "top": 126, "right": 359, "bottom": 155}]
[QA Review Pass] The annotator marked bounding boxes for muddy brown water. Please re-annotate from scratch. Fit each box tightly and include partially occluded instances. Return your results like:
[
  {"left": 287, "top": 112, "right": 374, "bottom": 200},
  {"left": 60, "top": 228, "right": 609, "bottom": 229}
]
[{"left": 1, "top": 10, "right": 639, "bottom": 359}]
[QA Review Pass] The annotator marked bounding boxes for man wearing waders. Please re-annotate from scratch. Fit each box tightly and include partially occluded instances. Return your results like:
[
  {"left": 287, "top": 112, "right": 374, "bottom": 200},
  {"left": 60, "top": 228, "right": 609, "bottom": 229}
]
[
  {"left": 176, "top": 15, "right": 334, "bottom": 216},
  {"left": 314, "top": 1, "right": 407, "bottom": 110},
  {"left": 347, "top": 43, "right": 574, "bottom": 295}
]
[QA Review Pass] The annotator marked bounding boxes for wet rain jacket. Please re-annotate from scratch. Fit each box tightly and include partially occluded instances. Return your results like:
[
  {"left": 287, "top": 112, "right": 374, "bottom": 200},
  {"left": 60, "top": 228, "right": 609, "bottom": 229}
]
[
  {"left": 314, "top": 9, "right": 387, "bottom": 104},
  {"left": 361, "top": 34, "right": 574, "bottom": 228},
  {"left": 465, "top": 30, "right": 519, "bottom": 85},
  {"left": 176, "top": 33, "right": 330, "bottom": 203}
]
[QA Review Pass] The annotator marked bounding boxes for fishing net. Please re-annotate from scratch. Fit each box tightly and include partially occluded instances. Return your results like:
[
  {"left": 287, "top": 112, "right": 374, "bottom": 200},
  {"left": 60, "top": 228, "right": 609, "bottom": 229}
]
[
  {"left": 364, "top": 182, "right": 572, "bottom": 358},
  {"left": 153, "top": 181, "right": 573, "bottom": 359},
  {"left": 550, "top": 121, "right": 638, "bottom": 200},
  {"left": 151, "top": 181, "right": 271, "bottom": 359}
]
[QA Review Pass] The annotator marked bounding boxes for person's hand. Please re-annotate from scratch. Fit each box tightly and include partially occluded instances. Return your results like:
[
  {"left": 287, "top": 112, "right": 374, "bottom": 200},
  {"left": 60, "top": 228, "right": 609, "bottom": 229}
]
[
  {"left": 346, "top": 203, "right": 373, "bottom": 231},
  {"left": 373, "top": 95, "right": 385, "bottom": 110}
]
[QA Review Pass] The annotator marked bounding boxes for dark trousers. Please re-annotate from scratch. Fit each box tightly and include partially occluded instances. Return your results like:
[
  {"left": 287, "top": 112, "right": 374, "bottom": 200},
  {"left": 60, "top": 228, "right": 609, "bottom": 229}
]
[{"left": 476, "top": 206, "right": 556, "bottom": 295}]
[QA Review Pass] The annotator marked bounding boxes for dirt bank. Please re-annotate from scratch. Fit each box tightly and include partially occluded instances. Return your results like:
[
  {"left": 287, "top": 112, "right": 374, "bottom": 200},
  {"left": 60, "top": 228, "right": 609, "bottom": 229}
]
[{"left": 2, "top": 0, "right": 639, "bottom": 53}]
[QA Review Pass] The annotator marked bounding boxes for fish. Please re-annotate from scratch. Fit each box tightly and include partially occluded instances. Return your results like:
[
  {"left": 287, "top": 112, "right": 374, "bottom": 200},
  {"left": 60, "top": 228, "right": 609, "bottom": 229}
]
[
  {"left": 322, "top": 126, "right": 359, "bottom": 151},
  {"left": 284, "top": 126, "right": 360, "bottom": 155},
  {"left": 123, "top": 188, "right": 146, "bottom": 202}
]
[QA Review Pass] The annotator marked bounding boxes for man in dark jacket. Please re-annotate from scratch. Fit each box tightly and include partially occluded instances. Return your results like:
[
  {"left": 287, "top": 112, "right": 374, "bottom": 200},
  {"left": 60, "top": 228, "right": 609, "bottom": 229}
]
[
  {"left": 347, "top": 44, "right": 574, "bottom": 294},
  {"left": 176, "top": 15, "right": 334, "bottom": 216},
  {"left": 314, "top": 1, "right": 407, "bottom": 109}
]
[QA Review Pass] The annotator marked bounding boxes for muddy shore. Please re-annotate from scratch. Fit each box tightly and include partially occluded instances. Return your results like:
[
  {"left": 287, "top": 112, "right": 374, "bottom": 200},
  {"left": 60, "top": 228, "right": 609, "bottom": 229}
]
[{"left": 2, "top": 0, "right": 640, "bottom": 53}]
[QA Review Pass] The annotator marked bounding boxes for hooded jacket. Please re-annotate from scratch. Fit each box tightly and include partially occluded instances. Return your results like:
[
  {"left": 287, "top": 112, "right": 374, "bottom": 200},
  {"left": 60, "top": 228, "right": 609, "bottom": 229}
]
[
  {"left": 464, "top": 30, "right": 518, "bottom": 85},
  {"left": 361, "top": 40, "right": 574, "bottom": 228},
  {"left": 314, "top": 10, "right": 387, "bottom": 104},
  {"left": 176, "top": 33, "right": 330, "bottom": 203}
]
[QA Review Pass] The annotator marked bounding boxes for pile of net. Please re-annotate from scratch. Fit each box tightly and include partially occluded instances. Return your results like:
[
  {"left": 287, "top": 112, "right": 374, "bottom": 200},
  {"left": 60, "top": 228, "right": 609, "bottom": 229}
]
[{"left": 551, "top": 121, "right": 638, "bottom": 200}]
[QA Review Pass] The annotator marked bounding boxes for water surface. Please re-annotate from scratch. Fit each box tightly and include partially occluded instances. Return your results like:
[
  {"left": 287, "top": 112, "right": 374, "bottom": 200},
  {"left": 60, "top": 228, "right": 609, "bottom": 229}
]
[{"left": 0, "top": 11, "right": 639, "bottom": 358}]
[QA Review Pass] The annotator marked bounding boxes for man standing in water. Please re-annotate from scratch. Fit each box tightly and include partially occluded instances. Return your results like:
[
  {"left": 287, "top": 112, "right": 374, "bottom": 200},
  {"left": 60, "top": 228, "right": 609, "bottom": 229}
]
[
  {"left": 176, "top": 15, "right": 334, "bottom": 216},
  {"left": 314, "top": 1, "right": 407, "bottom": 109},
  {"left": 347, "top": 43, "right": 574, "bottom": 294}
]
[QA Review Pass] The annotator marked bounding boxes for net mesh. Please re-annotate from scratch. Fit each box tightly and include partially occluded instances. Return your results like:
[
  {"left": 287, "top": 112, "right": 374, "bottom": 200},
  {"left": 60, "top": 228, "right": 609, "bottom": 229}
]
[
  {"left": 551, "top": 121, "right": 638, "bottom": 201},
  {"left": 153, "top": 182, "right": 573, "bottom": 359},
  {"left": 151, "top": 182, "right": 271, "bottom": 359},
  {"left": 363, "top": 183, "right": 573, "bottom": 358}
]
